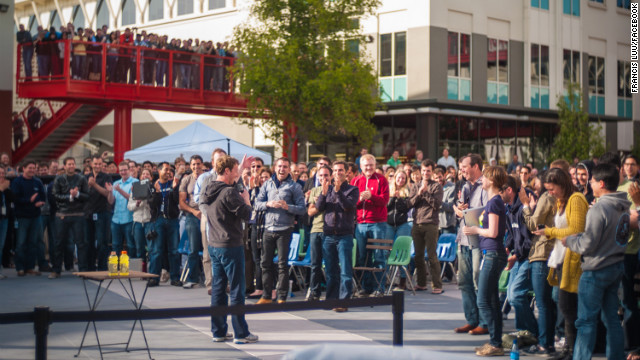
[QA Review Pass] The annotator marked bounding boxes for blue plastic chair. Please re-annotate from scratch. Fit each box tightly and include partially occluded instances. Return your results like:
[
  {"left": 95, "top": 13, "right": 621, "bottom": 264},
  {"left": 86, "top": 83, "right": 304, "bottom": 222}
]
[
  {"left": 436, "top": 233, "right": 457, "bottom": 281},
  {"left": 289, "top": 245, "right": 312, "bottom": 292}
]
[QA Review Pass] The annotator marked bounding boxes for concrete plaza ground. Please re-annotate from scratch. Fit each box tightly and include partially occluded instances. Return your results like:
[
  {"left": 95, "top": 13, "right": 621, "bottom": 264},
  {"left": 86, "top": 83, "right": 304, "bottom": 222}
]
[{"left": 0, "top": 270, "right": 607, "bottom": 359}]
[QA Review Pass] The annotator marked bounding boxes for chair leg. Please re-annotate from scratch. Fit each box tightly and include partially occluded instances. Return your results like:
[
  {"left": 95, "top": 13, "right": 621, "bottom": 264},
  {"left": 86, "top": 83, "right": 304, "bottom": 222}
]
[
  {"left": 402, "top": 266, "right": 416, "bottom": 296},
  {"left": 385, "top": 266, "right": 398, "bottom": 295}
]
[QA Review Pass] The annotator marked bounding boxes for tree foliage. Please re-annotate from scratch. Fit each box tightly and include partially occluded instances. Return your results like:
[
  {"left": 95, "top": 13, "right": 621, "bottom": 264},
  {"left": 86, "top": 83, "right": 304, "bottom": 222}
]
[
  {"left": 551, "top": 83, "right": 605, "bottom": 162},
  {"left": 232, "top": 0, "right": 382, "bottom": 158}
]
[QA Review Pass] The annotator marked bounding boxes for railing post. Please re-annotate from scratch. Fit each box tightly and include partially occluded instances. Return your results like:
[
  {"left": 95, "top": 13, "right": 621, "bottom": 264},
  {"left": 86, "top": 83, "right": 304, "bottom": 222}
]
[
  {"left": 392, "top": 290, "right": 404, "bottom": 346},
  {"left": 16, "top": 43, "right": 22, "bottom": 84},
  {"left": 102, "top": 42, "right": 107, "bottom": 92},
  {"left": 34, "top": 306, "right": 50, "bottom": 360}
]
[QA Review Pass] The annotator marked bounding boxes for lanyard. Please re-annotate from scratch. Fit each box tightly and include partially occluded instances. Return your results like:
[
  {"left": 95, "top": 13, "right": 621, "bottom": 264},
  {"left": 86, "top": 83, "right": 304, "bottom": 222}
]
[{"left": 160, "top": 181, "right": 170, "bottom": 214}]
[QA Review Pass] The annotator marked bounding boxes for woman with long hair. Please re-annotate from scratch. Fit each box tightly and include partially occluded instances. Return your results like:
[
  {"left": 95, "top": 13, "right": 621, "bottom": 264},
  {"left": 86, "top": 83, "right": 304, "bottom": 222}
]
[
  {"left": 531, "top": 168, "right": 588, "bottom": 360},
  {"left": 463, "top": 166, "right": 509, "bottom": 357},
  {"left": 127, "top": 168, "right": 154, "bottom": 266},
  {"left": 386, "top": 171, "right": 412, "bottom": 289}
]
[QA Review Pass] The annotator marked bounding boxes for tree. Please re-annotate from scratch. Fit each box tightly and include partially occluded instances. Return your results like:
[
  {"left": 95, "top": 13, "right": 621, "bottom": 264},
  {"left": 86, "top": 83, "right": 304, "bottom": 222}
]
[
  {"left": 551, "top": 82, "right": 605, "bottom": 162},
  {"left": 232, "top": 0, "right": 382, "bottom": 160}
]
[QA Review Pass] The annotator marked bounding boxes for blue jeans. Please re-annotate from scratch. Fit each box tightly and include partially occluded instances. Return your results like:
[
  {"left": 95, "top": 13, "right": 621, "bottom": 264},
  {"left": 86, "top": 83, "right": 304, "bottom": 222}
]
[
  {"left": 477, "top": 250, "right": 507, "bottom": 348},
  {"left": 209, "top": 245, "right": 250, "bottom": 339},
  {"left": 573, "top": 262, "right": 624, "bottom": 360},
  {"left": 156, "top": 60, "right": 168, "bottom": 86},
  {"left": 531, "top": 261, "right": 556, "bottom": 349},
  {"left": 37, "top": 55, "right": 49, "bottom": 78},
  {"left": 72, "top": 55, "right": 85, "bottom": 79},
  {"left": 385, "top": 222, "right": 412, "bottom": 240},
  {"left": 23, "top": 46, "right": 34, "bottom": 78},
  {"left": 86, "top": 212, "right": 111, "bottom": 271},
  {"left": 323, "top": 234, "right": 354, "bottom": 300},
  {"left": 507, "top": 259, "right": 538, "bottom": 336},
  {"left": 53, "top": 215, "right": 87, "bottom": 272},
  {"left": 149, "top": 217, "right": 180, "bottom": 281},
  {"left": 0, "top": 218, "right": 7, "bottom": 270},
  {"left": 355, "top": 222, "right": 387, "bottom": 293},
  {"left": 308, "top": 232, "right": 324, "bottom": 298},
  {"left": 132, "top": 222, "right": 149, "bottom": 260},
  {"left": 458, "top": 245, "right": 486, "bottom": 327},
  {"left": 15, "top": 217, "right": 42, "bottom": 271},
  {"left": 185, "top": 214, "right": 203, "bottom": 283},
  {"left": 111, "top": 222, "right": 133, "bottom": 256}
]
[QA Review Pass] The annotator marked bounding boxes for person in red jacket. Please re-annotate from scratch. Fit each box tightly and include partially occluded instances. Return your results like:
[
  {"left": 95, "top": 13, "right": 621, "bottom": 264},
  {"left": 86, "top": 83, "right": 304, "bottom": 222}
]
[{"left": 351, "top": 153, "right": 390, "bottom": 296}]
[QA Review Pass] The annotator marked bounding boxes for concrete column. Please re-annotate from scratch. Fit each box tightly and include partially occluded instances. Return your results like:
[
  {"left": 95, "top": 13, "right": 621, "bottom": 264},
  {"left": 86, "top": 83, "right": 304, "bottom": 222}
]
[{"left": 0, "top": 2, "right": 14, "bottom": 160}]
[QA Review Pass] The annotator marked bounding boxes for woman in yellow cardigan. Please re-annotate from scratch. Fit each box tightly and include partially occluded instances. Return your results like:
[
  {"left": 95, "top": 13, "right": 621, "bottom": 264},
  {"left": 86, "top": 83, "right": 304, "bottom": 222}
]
[{"left": 532, "top": 168, "right": 588, "bottom": 360}]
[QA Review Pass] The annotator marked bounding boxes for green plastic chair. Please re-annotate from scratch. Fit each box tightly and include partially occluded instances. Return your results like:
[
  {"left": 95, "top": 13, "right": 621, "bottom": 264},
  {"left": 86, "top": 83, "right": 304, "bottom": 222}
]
[
  {"left": 297, "top": 229, "right": 306, "bottom": 258},
  {"left": 384, "top": 235, "right": 416, "bottom": 295}
]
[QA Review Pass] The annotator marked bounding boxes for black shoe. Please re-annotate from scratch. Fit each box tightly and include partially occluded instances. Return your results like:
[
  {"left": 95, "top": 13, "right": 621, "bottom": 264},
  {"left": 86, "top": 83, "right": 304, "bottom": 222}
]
[
  {"left": 148, "top": 279, "right": 159, "bottom": 287},
  {"left": 39, "top": 265, "right": 53, "bottom": 272},
  {"left": 170, "top": 280, "right": 183, "bottom": 287}
]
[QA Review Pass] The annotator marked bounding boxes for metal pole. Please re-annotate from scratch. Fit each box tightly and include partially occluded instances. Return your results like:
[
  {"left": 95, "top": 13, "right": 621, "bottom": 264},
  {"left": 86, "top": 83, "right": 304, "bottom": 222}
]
[
  {"left": 227, "top": 138, "right": 231, "bottom": 155},
  {"left": 34, "top": 306, "right": 50, "bottom": 360},
  {"left": 392, "top": 290, "right": 404, "bottom": 346}
]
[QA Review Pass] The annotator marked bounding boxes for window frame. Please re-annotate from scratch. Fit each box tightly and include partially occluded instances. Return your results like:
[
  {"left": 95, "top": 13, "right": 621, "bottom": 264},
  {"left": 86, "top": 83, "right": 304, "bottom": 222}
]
[
  {"left": 487, "top": 37, "right": 509, "bottom": 105},
  {"left": 530, "top": 43, "right": 550, "bottom": 109},
  {"left": 447, "top": 31, "right": 472, "bottom": 102},
  {"left": 379, "top": 31, "right": 408, "bottom": 102}
]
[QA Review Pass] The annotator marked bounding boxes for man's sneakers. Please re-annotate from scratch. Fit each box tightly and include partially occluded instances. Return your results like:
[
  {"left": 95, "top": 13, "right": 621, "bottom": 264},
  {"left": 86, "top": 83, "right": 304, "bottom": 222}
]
[
  {"left": 468, "top": 326, "right": 489, "bottom": 335},
  {"left": 183, "top": 281, "right": 198, "bottom": 289},
  {"left": 170, "top": 280, "right": 183, "bottom": 287},
  {"left": 148, "top": 279, "right": 159, "bottom": 287},
  {"left": 332, "top": 307, "right": 348, "bottom": 313},
  {"left": 256, "top": 298, "right": 272, "bottom": 305},
  {"left": 234, "top": 334, "right": 258, "bottom": 344},
  {"left": 160, "top": 269, "right": 170, "bottom": 283},
  {"left": 475, "top": 343, "right": 504, "bottom": 356},
  {"left": 17, "top": 270, "right": 25, "bottom": 277},
  {"left": 25, "top": 269, "right": 41, "bottom": 276},
  {"left": 212, "top": 333, "right": 233, "bottom": 342},
  {"left": 48, "top": 272, "right": 61, "bottom": 279}
]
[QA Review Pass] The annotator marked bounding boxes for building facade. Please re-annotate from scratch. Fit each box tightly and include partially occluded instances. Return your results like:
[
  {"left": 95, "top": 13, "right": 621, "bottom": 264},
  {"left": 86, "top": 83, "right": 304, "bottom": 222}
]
[{"left": 12, "top": 0, "right": 639, "bottom": 166}]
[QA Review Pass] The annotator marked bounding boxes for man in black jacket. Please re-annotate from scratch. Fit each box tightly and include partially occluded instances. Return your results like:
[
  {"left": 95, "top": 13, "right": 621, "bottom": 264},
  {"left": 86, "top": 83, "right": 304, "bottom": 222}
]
[
  {"left": 502, "top": 176, "right": 538, "bottom": 340},
  {"left": 148, "top": 162, "right": 181, "bottom": 287},
  {"left": 315, "top": 161, "right": 359, "bottom": 311},
  {"left": 201, "top": 155, "right": 258, "bottom": 344},
  {"left": 50, "top": 157, "right": 89, "bottom": 278}
]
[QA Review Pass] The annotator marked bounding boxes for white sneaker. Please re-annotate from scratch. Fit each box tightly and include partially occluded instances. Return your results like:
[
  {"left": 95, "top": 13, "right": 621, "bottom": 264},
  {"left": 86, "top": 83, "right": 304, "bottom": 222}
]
[
  {"left": 212, "top": 333, "right": 233, "bottom": 342},
  {"left": 183, "top": 281, "right": 197, "bottom": 289},
  {"left": 160, "top": 269, "right": 170, "bottom": 283},
  {"left": 234, "top": 334, "right": 258, "bottom": 344}
]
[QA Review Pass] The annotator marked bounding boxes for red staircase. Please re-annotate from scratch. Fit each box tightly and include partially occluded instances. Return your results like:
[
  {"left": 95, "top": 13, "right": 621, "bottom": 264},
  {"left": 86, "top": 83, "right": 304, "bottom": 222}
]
[{"left": 14, "top": 40, "right": 248, "bottom": 163}]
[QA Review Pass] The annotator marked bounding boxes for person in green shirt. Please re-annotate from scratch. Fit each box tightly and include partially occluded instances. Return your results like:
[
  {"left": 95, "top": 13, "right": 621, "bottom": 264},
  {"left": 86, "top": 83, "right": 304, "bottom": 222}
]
[
  {"left": 306, "top": 165, "right": 332, "bottom": 301},
  {"left": 387, "top": 150, "right": 402, "bottom": 169}
]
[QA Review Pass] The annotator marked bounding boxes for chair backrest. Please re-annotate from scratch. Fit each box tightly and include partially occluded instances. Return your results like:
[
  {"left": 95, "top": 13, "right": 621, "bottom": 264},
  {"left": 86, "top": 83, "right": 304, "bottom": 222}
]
[
  {"left": 436, "top": 233, "right": 457, "bottom": 262},
  {"left": 365, "top": 238, "right": 394, "bottom": 251},
  {"left": 352, "top": 238, "right": 357, "bottom": 266},
  {"left": 288, "top": 233, "right": 300, "bottom": 262},
  {"left": 387, "top": 235, "right": 413, "bottom": 266},
  {"left": 298, "top": 229, "right": 306, "bottom": 256}
]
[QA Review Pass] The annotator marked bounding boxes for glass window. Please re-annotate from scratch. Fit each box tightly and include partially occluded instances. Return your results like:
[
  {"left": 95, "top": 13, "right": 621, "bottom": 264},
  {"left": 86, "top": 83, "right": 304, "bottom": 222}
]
[
  {"left": 618, "top": 60, "right": 632, "bottom": 118},
  {"left": 517, "top": 122, "right": 533, "bottom": 164},
  {"left": 479, "top": 118, "right": 498, "bottom": 163},
  {"left": 209, "top": 0, "right": 225, "bottom": 10},
  {"left": 532, "top": 0, "right": 550, "bottom": 9},
  {"left": 499, "top": 121, "right": 517, "bottom": 164},
  {"left": 177, "top": 0, "right": 192, "bottom": 15},
  {"left": 439, "top": 116, "right": 459, "bottom": 142},
  {"left": 28, "top": 15, "right": 38, "bottom": 35},
  {"left": 563, "top": 49, "right": 581, "bottom": 90},
  {"left": 72, "top": 6, "right": 85, "bottom": 28},
  {"left": 487, "top": 38, "right": 508, "bottom": 104},
  {"left": 618, "top": 0, "right": 631, "bottom": 9},
  {"left": 448, "top": 32, "right": 472, "bottom": 101},
  {"left": 588, "top": 56, "right": 605, "bottom": 115},
  {"left": 531, "top": 44, "right": 550, "bottom": 109},
  {"left": 121, "top": 0, "right": 136, "bottom": 26},
  {"left": 149, "top": 0, "right": 164, "bottom": 20},
  {"left": 563, "top": 0, "right": 580, "bottom": 15},
  {"left": 97, "top": 0, "right": 110, "bottom": 28},
  {"left": 49, "top": 10, "right": 62, "bottom": 30},
  {"left": 533, "top": 123, "right": 552, "bottom": 168},
  {"left": 460, "top": 117, "right": 478, "bottom": 141},
  {"left": 380, "top": 34, "right": 392, "bottom": 77},
  {"left": 394, "top": 32, "right": 406, "bottom": 76}
]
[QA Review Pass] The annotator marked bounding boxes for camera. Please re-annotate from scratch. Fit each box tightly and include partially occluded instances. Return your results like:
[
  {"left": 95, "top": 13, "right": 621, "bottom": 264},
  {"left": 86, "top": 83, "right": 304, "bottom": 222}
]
[
  {"left": 146, "top": 229, "right": 158, "bottom": 241},
  {"left": 537, "top": 224, "right": 545, "bottom": 230}
]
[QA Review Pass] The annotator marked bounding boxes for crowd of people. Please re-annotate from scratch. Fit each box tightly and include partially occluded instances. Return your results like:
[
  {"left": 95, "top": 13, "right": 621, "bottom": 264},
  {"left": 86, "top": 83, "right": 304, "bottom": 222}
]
[
  {"left": 0, "top": 147, "right": 639, "bottom": 357},
  {"left": 16, "top": 23, "right": 236, "bottom": 91}
]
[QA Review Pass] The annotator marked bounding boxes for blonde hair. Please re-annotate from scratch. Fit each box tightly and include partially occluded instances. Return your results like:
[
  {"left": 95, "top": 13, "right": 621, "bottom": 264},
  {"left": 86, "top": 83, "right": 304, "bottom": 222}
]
[
  {"left": 360, "top": 154, "right": 376, "bottom": 164},
  {"left": 482, "top": 166, "right": 508, "bottom": 190},
  {"left": 389, "top": 171, "right": 410, "bottom": 197}
]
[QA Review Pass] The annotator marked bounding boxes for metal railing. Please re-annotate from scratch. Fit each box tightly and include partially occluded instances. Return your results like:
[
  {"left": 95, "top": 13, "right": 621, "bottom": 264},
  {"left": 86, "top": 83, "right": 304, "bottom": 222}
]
[{"left": 0, "top": 291, "right": 405, "bottom": 360}]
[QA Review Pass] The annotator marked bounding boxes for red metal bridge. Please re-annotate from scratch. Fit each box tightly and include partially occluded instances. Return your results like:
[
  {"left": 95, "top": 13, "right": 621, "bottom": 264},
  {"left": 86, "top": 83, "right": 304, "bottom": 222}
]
[{"left": 14, "top": 40, "right": 248, "bottom": 163}]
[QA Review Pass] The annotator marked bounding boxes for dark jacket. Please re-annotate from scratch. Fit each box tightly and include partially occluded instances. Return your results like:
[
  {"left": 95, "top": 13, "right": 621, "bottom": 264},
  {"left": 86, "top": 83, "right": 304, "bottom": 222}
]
[
  {"left": 52, "top": 173, "right": 89, "bottom": 215},
  {"left": 387, "top": 196, "right": 410, "bottom": 226},
  {"left": 0, "top": 188, "right": 14, "bottom": 220},
  {"left": 150, "top": 180, "right": 180, "bottom": 220},
  {"left": 505, "top": 196, "right": 533, "bottom": 261},
  {"left": 10, "top": 176, "right": 46, "bottom": 218},
  {"left": 85, "top": 172, "right": 112, "bottom": 215},
  {"left": 315, "top": 182, "right": 359, "bottom": 236},
  {"left": 407, "top": 179, "right": 443, "bottom": 225},
  {"left": 201, "top": 181, "right": 252, "bottom": 248}
]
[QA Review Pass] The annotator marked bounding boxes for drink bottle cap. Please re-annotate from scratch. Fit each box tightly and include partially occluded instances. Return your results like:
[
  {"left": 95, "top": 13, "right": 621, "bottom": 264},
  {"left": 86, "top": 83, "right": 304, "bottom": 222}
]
[
  {"left": 122, "top": 251, "right": 127, "bottom": 255},
  {"left": 111, "top": 251, "right": 116, "bottom": 255}
]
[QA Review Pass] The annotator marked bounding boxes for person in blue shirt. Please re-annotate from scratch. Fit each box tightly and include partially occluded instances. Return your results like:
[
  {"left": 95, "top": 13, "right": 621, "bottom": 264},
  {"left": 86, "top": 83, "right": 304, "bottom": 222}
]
[
  {"left": 10, "top": 161, "right": 46, "bottom": 276},
  {"left": 107, "top": 161, "right": 138, "bottom": 256},
  {"left": 463, "top": 166, "right": 509, "bottom": 357}
]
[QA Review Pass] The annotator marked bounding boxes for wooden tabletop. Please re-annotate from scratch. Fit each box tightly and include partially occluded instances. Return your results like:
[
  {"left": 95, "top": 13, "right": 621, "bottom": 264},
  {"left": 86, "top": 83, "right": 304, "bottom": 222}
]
[{"left": 73, "top": 271, "right": 159, "bottom": 281}]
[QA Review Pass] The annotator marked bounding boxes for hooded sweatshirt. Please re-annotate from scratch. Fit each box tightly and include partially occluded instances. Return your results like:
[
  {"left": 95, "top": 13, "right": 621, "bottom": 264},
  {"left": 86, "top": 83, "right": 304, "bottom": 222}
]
[
  {"left": 576, "top": 161, "right": 594, "bottom": 204},
  {"left": 565, "top": 191, "right": 631, "bottom": 271},
  {"left": 200, "top": 181, "right": 252, "bottom": 248}
]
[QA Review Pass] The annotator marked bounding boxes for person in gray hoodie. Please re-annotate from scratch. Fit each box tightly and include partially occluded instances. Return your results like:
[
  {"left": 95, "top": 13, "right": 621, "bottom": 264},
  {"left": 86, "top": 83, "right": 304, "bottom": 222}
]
[
  {"left": 561, "top": 163, "right": 630, "bottom": 360},
  {"left": 254, "top": 157, "right": 306, "bottom": 304}
]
